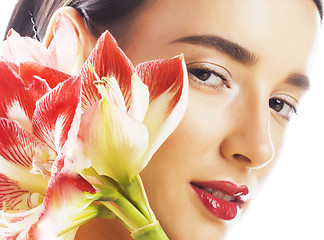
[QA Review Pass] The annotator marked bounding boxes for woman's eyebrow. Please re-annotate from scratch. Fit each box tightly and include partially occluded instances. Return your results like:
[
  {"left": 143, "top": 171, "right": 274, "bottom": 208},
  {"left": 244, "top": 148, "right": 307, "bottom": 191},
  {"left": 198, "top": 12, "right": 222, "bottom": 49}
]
[
  {"left": 171, "top": 35, "right": 310, "bottom": 91},
  {"left": 286, "top": 73, "right": 310, "bottom": 90},
  {"left": 171, "top": 34, "right": 259, "bottom": 65}
]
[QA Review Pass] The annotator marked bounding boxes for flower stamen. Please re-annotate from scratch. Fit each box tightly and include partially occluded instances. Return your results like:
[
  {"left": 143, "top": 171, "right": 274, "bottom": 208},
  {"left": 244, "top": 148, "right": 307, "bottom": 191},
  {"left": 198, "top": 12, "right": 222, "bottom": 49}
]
[{"left": 88, "top": 64, "right": 127, "bottom": 111}]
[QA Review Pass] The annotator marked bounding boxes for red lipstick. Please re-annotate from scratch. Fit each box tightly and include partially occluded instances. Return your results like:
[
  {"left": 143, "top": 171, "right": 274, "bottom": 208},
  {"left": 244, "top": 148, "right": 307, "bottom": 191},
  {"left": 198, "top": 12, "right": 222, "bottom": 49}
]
[{"left": 191, "top": 181, "right": 249, "bottom": 220}]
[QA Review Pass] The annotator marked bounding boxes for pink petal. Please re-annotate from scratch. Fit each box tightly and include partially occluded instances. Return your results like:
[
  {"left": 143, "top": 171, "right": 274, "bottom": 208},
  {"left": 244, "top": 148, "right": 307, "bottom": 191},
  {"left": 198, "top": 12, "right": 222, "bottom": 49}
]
[
  {"left": 135, "top": 55, "right": 188, "bottom": 162},
  {"left": 2, "top": 30, "right": 52, "bottom": 68},
  {"left": 47, "top": 14, "right": 82, "bottom": 75},
  {"left": 32, "top": 76, "right": 82, "bottom": 153},
  {"left": 19, "top": 62, "right": 71, "bottom": 89},
  {"left": 80, "top": 30, "right": 135, "bottom": 111},
  {"left": 2, "top": 14, "right": 80, "bottom": 75}
]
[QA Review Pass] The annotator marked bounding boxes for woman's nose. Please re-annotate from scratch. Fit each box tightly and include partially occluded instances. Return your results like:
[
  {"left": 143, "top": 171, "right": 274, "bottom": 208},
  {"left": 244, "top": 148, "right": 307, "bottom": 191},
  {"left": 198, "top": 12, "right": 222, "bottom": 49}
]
[{"left": 220, "top": 98, "right": 275, "bottom": 169}]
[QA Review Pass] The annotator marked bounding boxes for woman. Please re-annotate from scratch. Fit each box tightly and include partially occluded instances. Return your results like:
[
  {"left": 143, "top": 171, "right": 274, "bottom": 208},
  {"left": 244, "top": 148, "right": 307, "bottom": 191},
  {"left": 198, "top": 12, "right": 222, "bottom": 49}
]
[{"left": 5, "top": 0, "right": 323, "bottom": 239}]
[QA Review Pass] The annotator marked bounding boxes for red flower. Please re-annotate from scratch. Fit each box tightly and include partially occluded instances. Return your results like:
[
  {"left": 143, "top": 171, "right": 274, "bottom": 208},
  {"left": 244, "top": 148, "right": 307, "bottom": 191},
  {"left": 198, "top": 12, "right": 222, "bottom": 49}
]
[{"left": 0, "top": 13, "right": 188, "bottom": 239}]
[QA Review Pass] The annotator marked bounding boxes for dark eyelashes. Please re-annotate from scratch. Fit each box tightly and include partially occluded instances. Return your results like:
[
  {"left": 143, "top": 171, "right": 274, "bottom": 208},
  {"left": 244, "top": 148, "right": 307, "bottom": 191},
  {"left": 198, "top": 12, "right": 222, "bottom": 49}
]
[
  {"left": 188, "top": 66, "right": 228, "bottom": 82},
  {"left": 285, "top": 101, "right": 297, "bottom": 115},
  {"left": 185, "top": 62, "right": 233, "bottom": 91}
]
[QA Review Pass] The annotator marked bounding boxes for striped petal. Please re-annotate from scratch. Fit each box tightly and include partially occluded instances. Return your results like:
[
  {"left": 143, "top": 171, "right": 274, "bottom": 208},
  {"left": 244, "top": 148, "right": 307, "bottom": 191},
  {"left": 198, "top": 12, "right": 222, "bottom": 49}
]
[
  {"left": 32, "top": 76, "right": 82, "bottom": 153},
  {"left": 0, "top": 118, "right": 48, "bottom": 211},
  {"left": 136, "top": 55, "right": 188, "bottom": 163},
  {"left": 80, "top": 30, "right": 135, "bottom": 112},
  {"left": 0, "top": 174, "right": 31, "bottom": 211},
  {"left": 0, "top": 118, "right": 38, "bottom": 169},
  {"left": 77, "top": 97, "right": 149, "bottom": 184},
  {"left": 2, "top": 14, "right": 80, "bottom": 75}
]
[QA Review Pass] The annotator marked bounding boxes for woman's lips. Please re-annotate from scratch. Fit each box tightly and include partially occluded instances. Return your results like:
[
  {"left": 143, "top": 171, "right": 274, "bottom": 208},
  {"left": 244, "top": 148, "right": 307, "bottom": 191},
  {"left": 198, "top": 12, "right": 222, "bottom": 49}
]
[{"left": 190, "top": 181, "right": 249, "bottom": 221}]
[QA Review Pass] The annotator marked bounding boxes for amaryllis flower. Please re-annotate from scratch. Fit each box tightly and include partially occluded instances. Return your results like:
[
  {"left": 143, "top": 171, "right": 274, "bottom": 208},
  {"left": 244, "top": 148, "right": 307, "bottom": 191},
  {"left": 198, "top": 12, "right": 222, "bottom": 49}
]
[
  {"left": 74, "top": 30, "right": 188, "bottom": 185},
  {"left": 2, "top": 14, "right": 82, "bottom": 75},
  {"left": 0, "top": 61, "right": 94, "bottom": 239},
  {"left": 1, "top": 12, "right": 188, "bottom": 239}
]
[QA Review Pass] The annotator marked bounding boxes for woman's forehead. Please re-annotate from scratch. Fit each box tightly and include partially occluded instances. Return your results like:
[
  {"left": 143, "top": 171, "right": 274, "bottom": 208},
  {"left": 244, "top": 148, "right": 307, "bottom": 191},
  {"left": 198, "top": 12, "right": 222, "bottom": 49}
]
[{"left": 133, "top": 0, "right": 320, "bottom": 72}]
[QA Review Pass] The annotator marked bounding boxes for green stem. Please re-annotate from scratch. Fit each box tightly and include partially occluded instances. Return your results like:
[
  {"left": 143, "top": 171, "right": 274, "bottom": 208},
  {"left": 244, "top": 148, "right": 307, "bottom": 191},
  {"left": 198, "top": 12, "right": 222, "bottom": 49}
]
[
  {"left": 97, "top": 188, "right": 149, "bottom": 231},
  {"left": 114, "top": 192, "right": 149, "bottom": 228},
  {"left": 124, "top": 176, "right": 154, "bottom": 222},
  {"left": 84, "top": 168, "right": 150, "bottom": 231},
  {"left": 131, "top": 221, "right": 169, "bottom": 240},
  {"left": 135, "top": 175, "right": 156, "bottom": 222}
]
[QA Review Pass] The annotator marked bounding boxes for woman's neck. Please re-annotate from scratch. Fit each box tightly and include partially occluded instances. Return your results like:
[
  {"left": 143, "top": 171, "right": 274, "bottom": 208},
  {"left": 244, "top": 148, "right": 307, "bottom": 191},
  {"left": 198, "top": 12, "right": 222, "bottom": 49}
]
[{"left": 75, "top": 218, "right": 133, "bottom": 240}]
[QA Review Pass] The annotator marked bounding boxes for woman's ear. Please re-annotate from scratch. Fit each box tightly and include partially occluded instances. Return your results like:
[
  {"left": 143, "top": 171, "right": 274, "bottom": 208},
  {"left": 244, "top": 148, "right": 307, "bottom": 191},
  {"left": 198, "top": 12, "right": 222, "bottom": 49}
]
[{"left": 43, "top": 7, "right": 97, "bottom": 63}]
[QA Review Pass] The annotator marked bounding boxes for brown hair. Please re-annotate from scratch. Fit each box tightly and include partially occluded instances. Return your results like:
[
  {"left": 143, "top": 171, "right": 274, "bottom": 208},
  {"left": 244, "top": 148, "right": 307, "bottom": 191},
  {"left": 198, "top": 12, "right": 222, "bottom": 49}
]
[
  {"left": 5, "top": 0, "right": 323, "bottom": 41},
  {"left": 5, "top": 0, "right": 147, "bottom": 41}
]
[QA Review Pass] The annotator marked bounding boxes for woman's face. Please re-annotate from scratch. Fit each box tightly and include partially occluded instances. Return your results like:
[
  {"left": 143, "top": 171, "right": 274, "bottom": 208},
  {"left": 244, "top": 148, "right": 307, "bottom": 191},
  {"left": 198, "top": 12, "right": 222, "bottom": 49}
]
[{"left": 118, "top": 0, "right": 320, "bottom": 239}]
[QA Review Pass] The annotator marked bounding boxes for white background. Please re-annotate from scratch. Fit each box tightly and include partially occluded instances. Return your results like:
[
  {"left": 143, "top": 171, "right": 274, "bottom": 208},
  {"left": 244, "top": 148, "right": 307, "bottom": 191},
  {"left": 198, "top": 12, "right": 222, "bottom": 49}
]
[{"left": 0, "top": 1, "right": 323, "bottom": 239}]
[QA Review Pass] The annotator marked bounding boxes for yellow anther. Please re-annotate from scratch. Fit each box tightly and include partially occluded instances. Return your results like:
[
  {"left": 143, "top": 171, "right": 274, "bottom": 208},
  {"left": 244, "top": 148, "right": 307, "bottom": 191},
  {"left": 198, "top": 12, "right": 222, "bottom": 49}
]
[
  {"left": 2, "top": 202, "right": 7, "bottom": 212},
  {"left": 88, "top": 64, "right": 104, "bottom": 85},
  {"left": 88, "top": 64, "right": 112, "bottom": 88}
]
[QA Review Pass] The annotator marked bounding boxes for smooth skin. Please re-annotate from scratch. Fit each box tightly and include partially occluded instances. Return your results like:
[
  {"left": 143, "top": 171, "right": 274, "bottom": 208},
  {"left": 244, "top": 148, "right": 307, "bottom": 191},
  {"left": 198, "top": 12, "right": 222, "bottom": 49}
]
[{"left": 45, "top": 0, "right": 320, "bottom": 239}]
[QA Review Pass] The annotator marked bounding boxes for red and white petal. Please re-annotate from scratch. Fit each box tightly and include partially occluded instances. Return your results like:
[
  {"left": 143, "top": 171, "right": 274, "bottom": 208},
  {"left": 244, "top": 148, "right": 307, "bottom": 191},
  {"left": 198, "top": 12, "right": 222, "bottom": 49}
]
[
  {"left": 136, "top": 55, "right": 188, "bottom": 163},
  {"left": 0, "top": 62, "right": 34, "bottom": 129},
  {"left": 38, "top": 172, "right": 95, "bottom": 240},
  {"left": 32, "top": 76, "right": 82, "bottom": 153},
  {"left": 47, "top": 14, "right": 83, "bottom": 75},
  {"left": 78, "top": 97, "right": 149, "bottom": 184},
  {"left": 80, "top": 30, "right": 135, "bottom": 112},
  {"left": 26, "top": 77, "right": 52, "bottom": 108},
  {"left": 19, "top": 62, "right": 71, "bottom": 89}
]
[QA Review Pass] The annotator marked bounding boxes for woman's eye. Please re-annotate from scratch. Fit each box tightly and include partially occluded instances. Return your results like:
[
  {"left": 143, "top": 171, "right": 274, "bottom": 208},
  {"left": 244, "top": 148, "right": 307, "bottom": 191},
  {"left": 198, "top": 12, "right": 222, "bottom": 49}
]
[
  {"left": 189, "top": 69, "right": 213, "bottom": 81},
  {"left": 187, "top": 62, "right": 231, "bottom": 90},
  {"left": 269, "top": 97, "right": 297, "bottom": 120}
]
